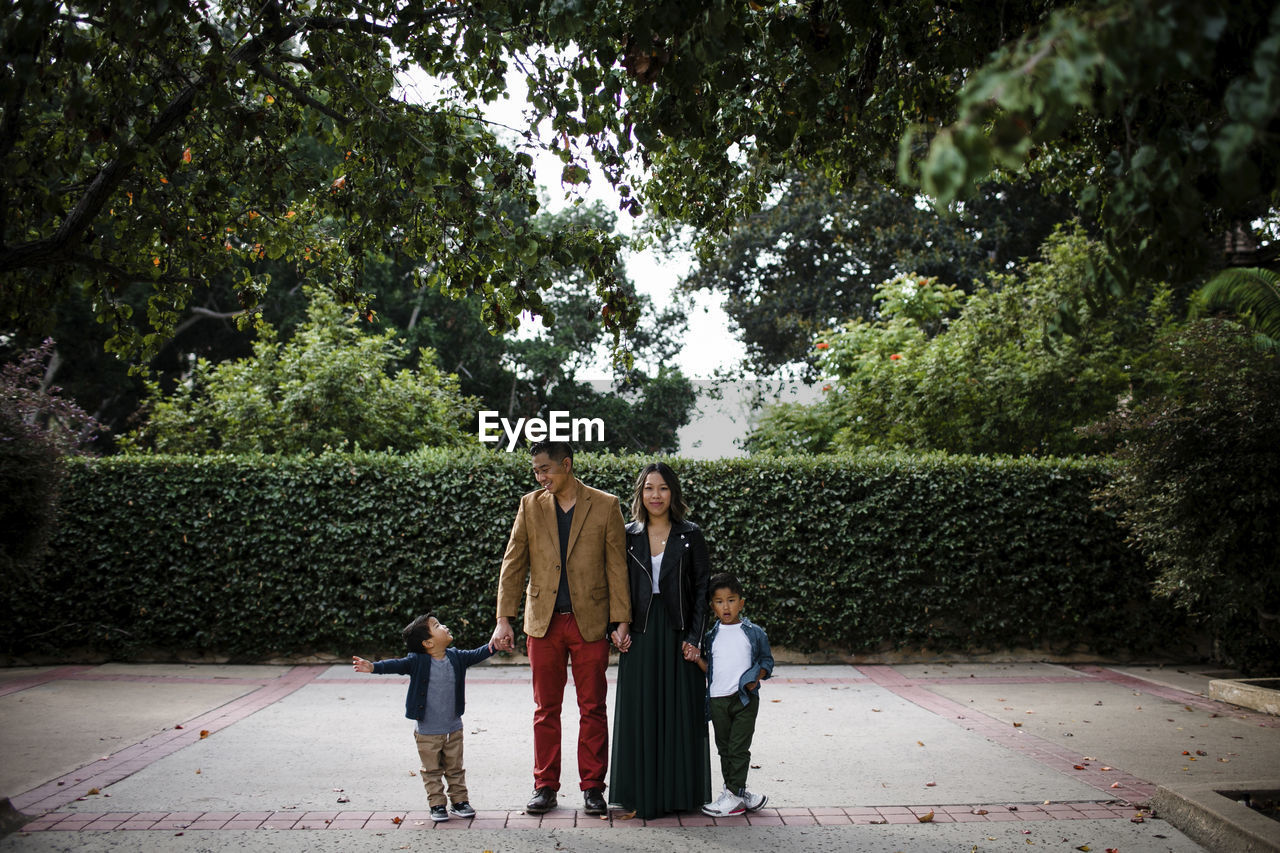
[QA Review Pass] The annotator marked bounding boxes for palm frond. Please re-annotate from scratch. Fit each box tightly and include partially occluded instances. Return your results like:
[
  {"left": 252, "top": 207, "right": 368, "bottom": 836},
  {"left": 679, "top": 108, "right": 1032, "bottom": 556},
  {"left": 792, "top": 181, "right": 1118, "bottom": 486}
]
[{"left": 1190, "top": 267, "right": 1280, "bottom": 351}]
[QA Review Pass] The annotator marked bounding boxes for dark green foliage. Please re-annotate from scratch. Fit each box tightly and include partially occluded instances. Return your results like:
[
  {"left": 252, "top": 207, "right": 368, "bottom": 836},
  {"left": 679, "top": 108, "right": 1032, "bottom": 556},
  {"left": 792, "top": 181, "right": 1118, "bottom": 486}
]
[
  {"left": 4, "top": 452, "right": 1189, "bottom": 660},
  {"left": 1092, "top": 320, "right": 1280, "bottom": 672},
  {"left": 0, "top": 340, "right": 103, "bottom": 587}
]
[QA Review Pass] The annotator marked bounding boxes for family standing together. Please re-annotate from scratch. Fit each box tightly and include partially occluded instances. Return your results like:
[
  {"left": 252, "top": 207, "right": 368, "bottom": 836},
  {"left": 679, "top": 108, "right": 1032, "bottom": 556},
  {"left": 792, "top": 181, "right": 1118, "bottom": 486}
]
[{"left": 353, "top": 440, "right": 775, "bottom": 821}]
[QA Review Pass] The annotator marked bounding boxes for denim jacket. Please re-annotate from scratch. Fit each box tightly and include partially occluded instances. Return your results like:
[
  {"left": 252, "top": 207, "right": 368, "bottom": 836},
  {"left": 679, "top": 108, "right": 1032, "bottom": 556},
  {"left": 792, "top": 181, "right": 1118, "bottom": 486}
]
[
  {"left": 372, "top": 643, "right": 494, "bottom": 722},
  {"left": 703, "top": 616, "right": 774, "bottom": 718}
]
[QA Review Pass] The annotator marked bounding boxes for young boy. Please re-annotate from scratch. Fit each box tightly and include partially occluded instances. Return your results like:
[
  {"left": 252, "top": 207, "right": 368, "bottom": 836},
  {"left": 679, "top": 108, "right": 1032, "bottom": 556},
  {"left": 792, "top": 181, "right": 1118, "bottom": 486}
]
[
  {"left": 352, "top": 613, "right": 495, "bottom": 822},
  {"left": 696, "top": 572, "right": 775, "bottom": 817}
]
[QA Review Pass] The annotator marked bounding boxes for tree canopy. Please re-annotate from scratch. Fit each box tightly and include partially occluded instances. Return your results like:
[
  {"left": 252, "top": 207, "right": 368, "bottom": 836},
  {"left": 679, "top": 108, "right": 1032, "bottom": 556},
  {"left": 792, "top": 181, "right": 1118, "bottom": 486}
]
[
  {"left": 680, "top": 172, "right": 1077, "bottom": 374},
  {"left": 0, "top": 0, "right": 634, "bottom": 362},
  {"left": 6, "top": 0, "right": 1273, "bottom": 372}
]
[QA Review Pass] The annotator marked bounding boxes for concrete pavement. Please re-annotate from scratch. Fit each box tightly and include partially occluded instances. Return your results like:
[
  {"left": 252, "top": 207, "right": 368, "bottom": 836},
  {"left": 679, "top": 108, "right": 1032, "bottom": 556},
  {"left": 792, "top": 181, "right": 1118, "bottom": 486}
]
[{"left": 1, "top": 660, "right": 1278, "bottom": 852}]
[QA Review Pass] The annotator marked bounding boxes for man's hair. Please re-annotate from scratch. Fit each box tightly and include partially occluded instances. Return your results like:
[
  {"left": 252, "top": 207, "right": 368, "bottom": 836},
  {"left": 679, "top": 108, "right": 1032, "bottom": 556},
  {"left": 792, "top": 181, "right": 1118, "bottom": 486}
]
[
  {"left": 708, "top": 573, "right": 744, "bottom": 598},
  {"left": 529, "top": 440, "right": 573, "bottom": 463},
  {"left": 403, "top": 612, "right": 437, "bottom": 654},
  {"left": 630, "top": 461, "right": 689, "bottom": 523}
]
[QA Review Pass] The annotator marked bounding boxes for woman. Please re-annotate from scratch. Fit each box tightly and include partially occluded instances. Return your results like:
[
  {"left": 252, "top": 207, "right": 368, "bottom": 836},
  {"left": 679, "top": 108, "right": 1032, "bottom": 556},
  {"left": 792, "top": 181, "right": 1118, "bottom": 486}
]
[{"left": 608, "top": 462, "right": 712, "bottom": 818}]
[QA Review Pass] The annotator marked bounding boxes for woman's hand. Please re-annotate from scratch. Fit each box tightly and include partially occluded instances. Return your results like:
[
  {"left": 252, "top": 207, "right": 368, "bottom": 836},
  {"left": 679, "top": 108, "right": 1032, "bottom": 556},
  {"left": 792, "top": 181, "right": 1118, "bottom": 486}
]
[
  {"left": 611, "top": 627, "right": 632, "bottom": 653},
  {"left": 681, "top": 641, "right": 700, "bottom": 662}
]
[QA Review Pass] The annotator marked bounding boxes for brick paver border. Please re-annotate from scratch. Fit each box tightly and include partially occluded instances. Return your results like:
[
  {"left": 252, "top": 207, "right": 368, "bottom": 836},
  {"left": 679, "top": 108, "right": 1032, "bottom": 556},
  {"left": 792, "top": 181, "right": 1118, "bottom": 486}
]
[
  {"left": 20, "top": 801, "right": 1149, "bottom": 832},
  {"left": 9, "top": 662, "right": 1248, "bottom": 834}
]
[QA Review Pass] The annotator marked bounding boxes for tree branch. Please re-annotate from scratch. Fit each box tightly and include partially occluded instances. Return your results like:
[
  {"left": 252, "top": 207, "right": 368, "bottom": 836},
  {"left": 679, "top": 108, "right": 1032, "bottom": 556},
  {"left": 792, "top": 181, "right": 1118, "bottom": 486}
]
[
  {"left": 0, "top": 6, "right": 306, "bottom": 275},
  {"left": 254, "top": 63, "right": 350, "bottom": 124}
]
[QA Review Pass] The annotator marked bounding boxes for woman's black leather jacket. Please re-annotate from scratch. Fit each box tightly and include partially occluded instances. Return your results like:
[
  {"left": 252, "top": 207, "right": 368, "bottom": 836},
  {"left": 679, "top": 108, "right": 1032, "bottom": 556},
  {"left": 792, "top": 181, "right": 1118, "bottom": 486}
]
[{"left": 623, "top": 519, "right": 710, "bottom": 647}]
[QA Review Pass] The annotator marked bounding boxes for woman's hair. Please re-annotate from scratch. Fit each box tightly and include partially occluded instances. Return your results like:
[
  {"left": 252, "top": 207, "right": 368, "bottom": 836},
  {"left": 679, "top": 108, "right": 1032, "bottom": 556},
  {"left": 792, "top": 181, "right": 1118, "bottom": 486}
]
[
  {"left": 630, "top": 461, "right": 689, "bottom": 524},
  {"left": 403, "top": 612, "right": 437, "bottom": 654}
]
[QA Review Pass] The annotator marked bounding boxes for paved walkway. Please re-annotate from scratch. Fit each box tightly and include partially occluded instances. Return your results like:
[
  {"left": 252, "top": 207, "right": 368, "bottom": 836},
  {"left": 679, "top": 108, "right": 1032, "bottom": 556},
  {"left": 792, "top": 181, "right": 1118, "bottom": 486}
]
[{"left": 2, "top": 661, "right": 1278, "bottom": 851}]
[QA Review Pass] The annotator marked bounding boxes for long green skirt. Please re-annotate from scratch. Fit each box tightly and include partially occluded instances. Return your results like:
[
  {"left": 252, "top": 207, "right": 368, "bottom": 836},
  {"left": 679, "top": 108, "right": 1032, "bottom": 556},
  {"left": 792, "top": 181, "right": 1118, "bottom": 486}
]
[{"left": 609, "top": 596, "right": 712, "bottom": 818}]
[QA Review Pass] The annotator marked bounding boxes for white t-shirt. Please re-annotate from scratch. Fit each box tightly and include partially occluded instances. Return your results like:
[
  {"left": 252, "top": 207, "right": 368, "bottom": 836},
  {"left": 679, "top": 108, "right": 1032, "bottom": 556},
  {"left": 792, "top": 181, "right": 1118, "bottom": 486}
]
[
  {"left": 650, "top": 553, "right": 662, "bottom": 594},
  {"left": 709, "top": 622, "right": 752, "bottom": 698}
]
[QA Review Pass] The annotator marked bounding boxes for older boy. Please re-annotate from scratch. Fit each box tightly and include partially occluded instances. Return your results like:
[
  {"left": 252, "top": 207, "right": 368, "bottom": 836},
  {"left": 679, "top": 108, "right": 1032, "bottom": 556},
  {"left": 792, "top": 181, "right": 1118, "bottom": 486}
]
[{"left": 696, "top": 572, "right": 774, "bottom": 817}]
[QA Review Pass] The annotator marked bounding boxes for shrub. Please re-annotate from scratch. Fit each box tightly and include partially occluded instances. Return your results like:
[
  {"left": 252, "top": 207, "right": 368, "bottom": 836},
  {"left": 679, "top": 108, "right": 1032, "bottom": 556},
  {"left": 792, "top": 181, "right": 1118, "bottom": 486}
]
[
  {"left": 1092, "top": 319, "right": 1280, "bottom": 671},
  {"left": 0, "top": 340, "right": 102, "bottom": 587},
  {"left": 2, "top": 451, "right": 1191, "bottom": 661}
]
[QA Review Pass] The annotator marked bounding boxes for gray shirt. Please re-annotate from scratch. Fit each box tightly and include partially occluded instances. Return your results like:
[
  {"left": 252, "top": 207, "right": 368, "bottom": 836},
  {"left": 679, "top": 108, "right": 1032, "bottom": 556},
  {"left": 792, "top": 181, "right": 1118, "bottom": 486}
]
[{"left": 415, "top": 656, "right": 462, "bottom": 735}]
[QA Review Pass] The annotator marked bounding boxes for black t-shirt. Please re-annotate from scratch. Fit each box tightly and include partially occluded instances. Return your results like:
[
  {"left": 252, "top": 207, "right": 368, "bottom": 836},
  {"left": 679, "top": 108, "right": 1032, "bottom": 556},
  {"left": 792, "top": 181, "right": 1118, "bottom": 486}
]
[{"left": 554, "top": 502, "right": 574, "bottom": 612}]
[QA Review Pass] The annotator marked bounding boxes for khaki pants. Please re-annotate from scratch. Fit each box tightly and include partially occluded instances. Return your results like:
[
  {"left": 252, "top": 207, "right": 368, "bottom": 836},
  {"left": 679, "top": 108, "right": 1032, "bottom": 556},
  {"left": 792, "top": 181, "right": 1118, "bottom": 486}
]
[{"left": 414, "top": 729, "right": 468, "bottom": 807}]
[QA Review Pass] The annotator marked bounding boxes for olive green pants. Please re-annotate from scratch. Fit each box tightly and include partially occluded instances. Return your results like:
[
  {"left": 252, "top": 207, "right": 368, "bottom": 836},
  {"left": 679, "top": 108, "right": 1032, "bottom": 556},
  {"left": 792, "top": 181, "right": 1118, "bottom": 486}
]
[{"left": 708, "top": 692, "right": 759, "bottom": 793}]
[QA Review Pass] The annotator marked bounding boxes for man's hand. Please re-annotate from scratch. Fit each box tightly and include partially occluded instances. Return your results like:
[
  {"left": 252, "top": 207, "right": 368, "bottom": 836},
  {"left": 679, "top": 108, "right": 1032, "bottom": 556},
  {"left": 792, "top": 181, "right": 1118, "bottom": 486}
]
[
  {"left": 611, "top": 622, "right": 631, "bottom": 652},
  {"left": 352, "top": 656, "right": 373, "bottom": 673},
  {"left": 491, "top": 617, "right": 515, "bottom": 652}
]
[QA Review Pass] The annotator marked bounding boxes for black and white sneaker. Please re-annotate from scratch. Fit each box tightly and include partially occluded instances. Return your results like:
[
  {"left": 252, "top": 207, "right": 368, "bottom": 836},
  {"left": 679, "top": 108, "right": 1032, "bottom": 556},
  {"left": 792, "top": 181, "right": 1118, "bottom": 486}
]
[
  {"left": 449, "top": 801, "right": 476, "bottom": 819},
  {"left": 429, "top": 805, "right": 449, "bottom": 822}
]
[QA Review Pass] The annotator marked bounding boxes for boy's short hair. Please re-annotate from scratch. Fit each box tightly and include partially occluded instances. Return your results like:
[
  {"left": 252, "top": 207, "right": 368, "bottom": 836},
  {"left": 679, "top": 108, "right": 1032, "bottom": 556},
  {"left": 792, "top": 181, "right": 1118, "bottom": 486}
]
[
  {"left": 403, "top": 612, "right": 437, "bottom": 654},
  {"left": 529, "top": 440, "right": 573, "bottom": 463},
  {"left": 708, "top": 572, "right": 744, "bottom": 598}
]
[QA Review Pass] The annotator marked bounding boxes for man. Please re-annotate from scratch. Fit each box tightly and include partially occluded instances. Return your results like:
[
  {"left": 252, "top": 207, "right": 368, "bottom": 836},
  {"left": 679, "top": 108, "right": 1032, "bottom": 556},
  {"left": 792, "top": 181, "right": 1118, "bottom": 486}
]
[{"left": 492, "top": 440, "right": 631, "bottom": 815}]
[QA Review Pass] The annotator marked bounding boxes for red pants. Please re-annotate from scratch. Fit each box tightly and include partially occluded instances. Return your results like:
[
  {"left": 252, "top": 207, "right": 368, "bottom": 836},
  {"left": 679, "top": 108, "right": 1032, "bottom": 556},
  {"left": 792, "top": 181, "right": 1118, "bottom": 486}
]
[{"left": 527, "top": 612, "right": 610, "bottom": 792}]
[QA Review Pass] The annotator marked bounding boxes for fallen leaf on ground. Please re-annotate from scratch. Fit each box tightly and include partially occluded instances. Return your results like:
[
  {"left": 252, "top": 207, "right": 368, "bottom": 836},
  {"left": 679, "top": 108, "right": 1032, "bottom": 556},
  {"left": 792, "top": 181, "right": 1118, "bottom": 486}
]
[
  {"left": 1074, "top": 765, "right": 1086, "bottom": 770},
  {"left": 391, "top": 816, "right": 402, "bottom": 825},
  {"left": 87, "top": 788, "right": 99, "bottom": 795},
  {"left": 917, "top": 741, "right": 925, "bottom": 747},
  {"left": 1013, "top": 722, "right": 1023, "bottom": 727},
  {"left": 925, "top": 781, "right": 937, "bottom": 787},
  {"left": 199, "top": 730, "right": 210, "bottom": 739},
  {"left": 618, "top": 811, "right": 636, "bottom": 820},
  {"left": 972, "top": 809, "right": 989, "bottom": 815},
  {"left": 917, "top": 810, "right": 934, "bottom": 822},
  {"left": 1111, "top": 782, "right": 1121, "bottom": 789}
]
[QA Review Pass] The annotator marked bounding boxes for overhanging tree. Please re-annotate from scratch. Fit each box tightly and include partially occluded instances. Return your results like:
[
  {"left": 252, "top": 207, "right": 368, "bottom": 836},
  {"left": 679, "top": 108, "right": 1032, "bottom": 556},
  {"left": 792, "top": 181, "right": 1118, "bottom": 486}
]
[{"left": 0, "top": 0, "right": 636, "bottom": 363}]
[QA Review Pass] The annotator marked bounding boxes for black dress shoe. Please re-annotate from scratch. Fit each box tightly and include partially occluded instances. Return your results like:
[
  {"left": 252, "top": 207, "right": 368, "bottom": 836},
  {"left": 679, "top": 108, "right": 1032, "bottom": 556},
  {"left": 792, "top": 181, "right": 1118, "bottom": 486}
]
[
  {"left": 583, "top": 788, "right": 607, "bottom": 815},
  {"left": 526, "top": 787, "right": 557, "bottom": 814}
]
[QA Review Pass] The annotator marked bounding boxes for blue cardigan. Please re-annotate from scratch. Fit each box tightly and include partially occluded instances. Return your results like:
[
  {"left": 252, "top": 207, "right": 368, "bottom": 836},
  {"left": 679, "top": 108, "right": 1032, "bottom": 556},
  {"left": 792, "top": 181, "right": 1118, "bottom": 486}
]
[{"left": 372, "top": 643, "right": 495, "bottom": 721}]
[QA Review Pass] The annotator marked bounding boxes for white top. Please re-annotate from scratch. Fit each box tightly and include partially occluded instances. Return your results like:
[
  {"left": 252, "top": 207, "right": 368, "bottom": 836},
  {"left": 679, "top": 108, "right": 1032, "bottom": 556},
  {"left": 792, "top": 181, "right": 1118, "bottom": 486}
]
[
  {"left": 709, "top": 622, "right": 751, "bottom": 698},
  {"left": 650, "top": 553, "right": 663, "bottom": 593}
]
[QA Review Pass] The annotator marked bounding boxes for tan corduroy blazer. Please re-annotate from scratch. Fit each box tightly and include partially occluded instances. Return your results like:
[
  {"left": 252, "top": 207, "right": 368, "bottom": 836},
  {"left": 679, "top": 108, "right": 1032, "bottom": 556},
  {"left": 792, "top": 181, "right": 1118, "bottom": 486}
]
[{"left": 496, "top": 479, "right": 630, "bottom": 642}]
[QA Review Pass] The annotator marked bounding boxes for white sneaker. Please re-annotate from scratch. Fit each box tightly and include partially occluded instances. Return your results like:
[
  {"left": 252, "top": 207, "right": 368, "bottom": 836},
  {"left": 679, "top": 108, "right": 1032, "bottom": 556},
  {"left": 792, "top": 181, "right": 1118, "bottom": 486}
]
[
  {"left": 701, "top": 788, "right": 746, "bottom": 817},
  {"left": 740, "top": 789, "right": 768, "bottom": 812}
]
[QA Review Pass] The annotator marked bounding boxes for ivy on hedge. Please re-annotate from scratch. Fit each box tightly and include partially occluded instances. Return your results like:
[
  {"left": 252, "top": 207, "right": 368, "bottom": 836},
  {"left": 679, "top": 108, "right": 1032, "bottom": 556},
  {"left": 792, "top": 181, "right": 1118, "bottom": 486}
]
[{"left": 2, "top": 451, "right": 1188, "bottom": 659}]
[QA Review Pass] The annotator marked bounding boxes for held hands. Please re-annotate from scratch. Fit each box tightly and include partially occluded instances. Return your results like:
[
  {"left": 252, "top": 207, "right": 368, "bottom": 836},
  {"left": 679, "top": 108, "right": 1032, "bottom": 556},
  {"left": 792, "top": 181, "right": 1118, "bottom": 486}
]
[
  {"left": 352, "top": 656, "right": 373, "bottom": 673},
  {"left": 681, "top": 641, "right": 701, "bottom": 662},
  {"left": 610, "top": 622, "right": 631, "bottom": 653},
  {"left": 490, "top": 618, "right": 515, "bottom": 652}
]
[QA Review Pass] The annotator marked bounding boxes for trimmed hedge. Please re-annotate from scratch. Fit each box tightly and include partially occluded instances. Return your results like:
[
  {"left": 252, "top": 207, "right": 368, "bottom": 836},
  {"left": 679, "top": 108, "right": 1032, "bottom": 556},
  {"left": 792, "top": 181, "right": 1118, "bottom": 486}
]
[{"left": 2, "top": 451, "right": 1190, "bottom": 659}]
